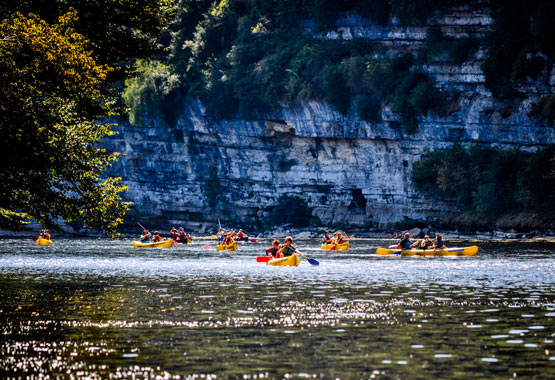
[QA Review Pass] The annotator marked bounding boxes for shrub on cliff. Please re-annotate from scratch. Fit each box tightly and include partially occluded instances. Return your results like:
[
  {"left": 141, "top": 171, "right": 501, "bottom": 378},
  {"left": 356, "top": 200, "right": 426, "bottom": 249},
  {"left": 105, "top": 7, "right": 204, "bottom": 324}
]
[{"left": 412, "top": 145, "right": 555, "bottom": 230}]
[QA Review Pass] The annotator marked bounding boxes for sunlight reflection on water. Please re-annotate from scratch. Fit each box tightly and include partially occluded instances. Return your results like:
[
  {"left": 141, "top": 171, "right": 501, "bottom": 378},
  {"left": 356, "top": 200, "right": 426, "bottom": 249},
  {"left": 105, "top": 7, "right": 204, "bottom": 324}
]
[{"left": 0, "top": 238, "right": 554, "bottom": 379}]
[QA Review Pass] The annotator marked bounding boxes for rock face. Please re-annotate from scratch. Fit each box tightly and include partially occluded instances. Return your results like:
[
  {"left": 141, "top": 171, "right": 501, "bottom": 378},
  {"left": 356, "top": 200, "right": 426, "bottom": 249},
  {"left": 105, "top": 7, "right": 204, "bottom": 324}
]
[{"left": 104, "top": 6, "right": 555, "bottom": 232}]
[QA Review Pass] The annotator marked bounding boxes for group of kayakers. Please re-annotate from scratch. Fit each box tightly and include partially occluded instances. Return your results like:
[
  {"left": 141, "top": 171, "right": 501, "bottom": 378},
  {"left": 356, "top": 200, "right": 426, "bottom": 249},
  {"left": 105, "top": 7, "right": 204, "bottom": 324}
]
[
  {"left": 170, "top": 227, "right": 191, "bottom": 244},
  {"left": 39, "top": 229, "right": 51, "bottom": 240},
  {"left": 398, "top": 232, "right": 445, "bottom": 250},
  {"left": 216, "top": 228, "right": 250, "bottom": 246},
  {"left": 139, "top": 227, "right": 191, "bottom": 244},
  {"left": 322, "top": 231, "right": 349, "bottom": 245},
  {"left": 265, "top": 236, "right": 301, "bottom": 258}
]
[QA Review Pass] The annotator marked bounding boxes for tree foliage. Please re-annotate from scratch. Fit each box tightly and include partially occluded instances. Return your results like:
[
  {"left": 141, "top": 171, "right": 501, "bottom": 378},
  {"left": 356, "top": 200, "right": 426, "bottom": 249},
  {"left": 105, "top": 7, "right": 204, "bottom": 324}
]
[
  {"left": 0, "top": 0, "right": 174, "bottom": 81},
  {"left": 412, "top": 145, "right": 555, "bottom": 229},
  {"left": 0, "top": 12, "right": 133, "bottom": 233}
]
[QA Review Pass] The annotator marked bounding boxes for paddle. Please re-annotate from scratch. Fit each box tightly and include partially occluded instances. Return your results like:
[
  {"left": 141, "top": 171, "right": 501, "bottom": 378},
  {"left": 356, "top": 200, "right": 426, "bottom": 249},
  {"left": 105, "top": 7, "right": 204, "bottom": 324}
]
[
  {"left": 256, "top": 256, "right": 272, "bottom": 262},
  {"left": 31, "top": 236, "right": 39, "bottom": 241},
  {"left": 202, "top": 243, "right": 213, "bottom": 249},
  {"left": 295, "top": 250, "right": 319, "bottom": 266}
]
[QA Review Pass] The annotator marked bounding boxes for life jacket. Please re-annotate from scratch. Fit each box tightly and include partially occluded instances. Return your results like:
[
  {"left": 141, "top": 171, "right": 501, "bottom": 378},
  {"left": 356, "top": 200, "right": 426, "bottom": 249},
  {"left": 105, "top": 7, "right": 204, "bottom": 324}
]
[
  {"left": 337, "top": 238, "right": 344, "bottom": 244},
  {"left": 282, "top": 245, "right": 296, "bottom": 257},
  {"left": 399, "top": 238, "right": 411, "bottom": 249},
  {"left": 435, "top": 240, "right": 444, "bottom": 249},
  {"left": 266, "top": 247, "right": 279, "bottom": 257},
  {"left": 420, "top": 240, "right": 432, "bottom": 249},
  {"left": 152, "top": 235, "right": 162, "bottom": 242}
]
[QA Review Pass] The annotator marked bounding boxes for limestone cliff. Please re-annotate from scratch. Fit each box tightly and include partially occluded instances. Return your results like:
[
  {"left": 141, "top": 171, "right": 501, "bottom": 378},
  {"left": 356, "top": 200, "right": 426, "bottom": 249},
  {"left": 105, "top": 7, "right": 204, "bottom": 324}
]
[{"left": 105, "top": 5, "right": 555, "bottom": 233}]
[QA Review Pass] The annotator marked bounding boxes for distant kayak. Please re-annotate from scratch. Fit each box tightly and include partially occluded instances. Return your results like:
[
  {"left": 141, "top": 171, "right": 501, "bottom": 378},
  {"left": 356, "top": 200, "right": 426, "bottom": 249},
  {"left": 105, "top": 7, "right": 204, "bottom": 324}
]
[
  {"left": 36, "top": 238, "right": 53, "bottom": 246},
  {"left": 216, "top": 241, "right": 237, "bottom": 251},
  {"left": 376, "top": 246, "right": 478, "bottom": 256},
  {"left": 267, "top": 254, "right": 301, "bottom": 266},
  {"left": 132, "top": 240, "right": 174, "bottom": 248},
  {"left": 321, "top": 241, "right": 350, "bottom": 251}
]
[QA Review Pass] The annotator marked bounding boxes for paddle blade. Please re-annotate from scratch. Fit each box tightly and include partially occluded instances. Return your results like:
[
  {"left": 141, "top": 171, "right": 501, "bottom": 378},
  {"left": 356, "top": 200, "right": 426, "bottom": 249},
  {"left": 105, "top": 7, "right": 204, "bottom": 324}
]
[
  {"left": 306, "top": 257, "right": 319, "bottom": 266},
  {"left": 256, "top": 256, "right": 271, "bottom": 262},
  {"left": 331, "top": 245, "right": 336, "bottom": 251},
  {"left": 305, "top": 256, "right": 320, "bottom": 265},
  {"left": 250, "top": 238, "right": 257, "bottom": 243},
  {"left": 31, "top": 236, "right": 38, "bottom": 241},
  {"left": 202, "top": 243, "right": 213, "bottom": 249}
]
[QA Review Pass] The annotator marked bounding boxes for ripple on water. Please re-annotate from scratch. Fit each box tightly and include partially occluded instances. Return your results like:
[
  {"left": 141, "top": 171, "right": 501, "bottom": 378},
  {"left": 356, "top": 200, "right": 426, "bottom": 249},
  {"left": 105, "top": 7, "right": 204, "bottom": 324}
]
[
  {"left": 481, "top": 358, "right": 498, "bottom": 363},
  {"left": 434, "top": 354, "right": 452, "bottom": 358},
  {"left": 508, "top": 329, "right": 528, "bottom": 334}
]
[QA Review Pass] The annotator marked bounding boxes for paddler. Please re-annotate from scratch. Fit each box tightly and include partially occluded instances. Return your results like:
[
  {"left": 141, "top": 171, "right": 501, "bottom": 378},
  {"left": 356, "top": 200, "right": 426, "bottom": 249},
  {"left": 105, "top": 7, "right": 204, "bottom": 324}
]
[
  {"left": 237, "top": 229, "right": 247, "bottom": 241},
  {"left": 413, "top": 235, "right": 433, "bottom": 249},
  {"left": 152, "top": 231, "right": 162, "bottom": 242},
  {"left": 178, "top": 227, "right": 188, "bottom": 244},
  {"left": 433, "top": 235, "right": 446, "bottom": 249},
  {"left": 276, "top": 236, "right": 300, "bottom": 257},
  {"left": 266, "top": 239, "right": 281, "bottom": 257},
  {"left": 140, "top": 230, "right": 152, "bottom": 242},
  {"left": 398, "top": 232, "right": 412, "bottom": 249},
  {"left": 170, "top": 227, "right": 178, "bottom": 241},
  {"left": 322, "top": 231, "right": 332, "bottom": 244}
]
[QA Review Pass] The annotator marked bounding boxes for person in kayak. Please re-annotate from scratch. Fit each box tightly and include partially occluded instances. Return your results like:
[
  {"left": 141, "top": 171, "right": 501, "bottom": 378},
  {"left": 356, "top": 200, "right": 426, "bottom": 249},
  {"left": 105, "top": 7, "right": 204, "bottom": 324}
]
[
  {"left": 433, "top": 235, "right": 446, "bottom": 249},
  {"left": 178, "top": 227, "right": 188, "bottom": 244},
  {"left": 170, "top": 227, "right": 178, "bottom": 241},
  {"left": 266, "top": 239, "right": 281, "bottom": 257},
  {"left": 217, "top": 228, "right": 227, "bottom": 243},
  {"left": 276, "top": 236, "right": 300, "bottom": 257},
  {"left": 222, "top": 230, "right": 235, "bottom": 246},
  {"left": 413, "top": 235, "right": 433, "bottom": 249},
  {"left": 398, "top": 232, "right": 412, "bottom": 249},
  {"left": 237, "top": 229, "right": 248, "bottom": 241},
  {"left": 152, "top": 231, "right": 162, "bottom": 243},
  {"left": 140, "top": 230, "right": 151, "bottom": 242},
  {"left": 322, "top": 231, "right": 333, "bottom": 244}
]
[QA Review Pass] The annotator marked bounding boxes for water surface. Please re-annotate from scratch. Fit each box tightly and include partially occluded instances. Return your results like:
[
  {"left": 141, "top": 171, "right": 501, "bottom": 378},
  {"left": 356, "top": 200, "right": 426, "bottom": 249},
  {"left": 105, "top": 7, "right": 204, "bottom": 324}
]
[{"left": 0, "top": 238, "right": 554, "bottom": 379}]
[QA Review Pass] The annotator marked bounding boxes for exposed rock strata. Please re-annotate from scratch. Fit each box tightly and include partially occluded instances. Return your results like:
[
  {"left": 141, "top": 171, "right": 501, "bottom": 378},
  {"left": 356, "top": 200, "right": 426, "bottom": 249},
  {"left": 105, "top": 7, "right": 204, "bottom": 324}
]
[{"left": 105, "top": 7, "right": 555, "bottom": 232}]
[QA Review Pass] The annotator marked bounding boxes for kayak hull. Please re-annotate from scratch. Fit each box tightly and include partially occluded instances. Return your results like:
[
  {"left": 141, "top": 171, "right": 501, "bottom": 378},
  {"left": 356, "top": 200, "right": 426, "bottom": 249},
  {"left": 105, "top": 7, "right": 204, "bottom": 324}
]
[
  {"left": 268, "top": 254, "right": 301, "bottom": 266},
  {"left": 36, "top": 238, "right": 53, "bottom": 246},
  {"left": 376, "top": 245, "right": 478, "bottom": 256},
  {"left": 132, "top": 240, "right": 174, "bottom": 248},
  {"left": 217, "top": 242, "right": 237, "bottom": 251},
  {"left": 321, "top": 241, "right": 350, "bottom": 251}
]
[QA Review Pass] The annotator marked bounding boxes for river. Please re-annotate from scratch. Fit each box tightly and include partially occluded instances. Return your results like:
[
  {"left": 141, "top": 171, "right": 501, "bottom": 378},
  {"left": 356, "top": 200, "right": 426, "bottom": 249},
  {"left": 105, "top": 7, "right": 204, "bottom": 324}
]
[{"left": 0, "top": 238, "right": 554, "bottom": 379}]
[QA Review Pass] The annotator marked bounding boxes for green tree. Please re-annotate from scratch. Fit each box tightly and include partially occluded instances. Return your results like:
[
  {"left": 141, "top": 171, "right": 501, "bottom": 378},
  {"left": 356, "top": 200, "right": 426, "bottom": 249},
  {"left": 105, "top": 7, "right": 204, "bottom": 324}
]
[
  {"left": 0, "top": 12, "right": 131, "bottom": 233},
  {"left": 0, "top": 0, "right": 174, "bottom": 81}
]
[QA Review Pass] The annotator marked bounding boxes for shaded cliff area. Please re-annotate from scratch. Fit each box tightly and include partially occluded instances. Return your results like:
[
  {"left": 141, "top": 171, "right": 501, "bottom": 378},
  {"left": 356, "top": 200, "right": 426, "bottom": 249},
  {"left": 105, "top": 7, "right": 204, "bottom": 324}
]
[{"left": 106, "top": 0, "right": 555, "bottom": 233}]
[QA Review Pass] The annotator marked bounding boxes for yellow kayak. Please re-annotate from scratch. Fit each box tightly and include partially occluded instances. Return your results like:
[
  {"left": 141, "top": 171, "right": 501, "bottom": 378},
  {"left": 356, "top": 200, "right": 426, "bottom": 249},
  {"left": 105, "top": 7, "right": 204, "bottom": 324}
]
[
  {"left": 216, "top": 241, "right": 237, "bottom": 251},
  {"left": 132, "top": 240, "right": 174, "bottom": 248},
  {"left": 36, "top": 238, "right": 53, "bottom": 246},
  {"left": 321, "top": 241, "right": 350, "bottom": 251},
  {"left": 267, "top": 254, "right": 301, "bottom": 266},
  {"left": 376, "top": 246, "right": 478, "bottom": 256}
]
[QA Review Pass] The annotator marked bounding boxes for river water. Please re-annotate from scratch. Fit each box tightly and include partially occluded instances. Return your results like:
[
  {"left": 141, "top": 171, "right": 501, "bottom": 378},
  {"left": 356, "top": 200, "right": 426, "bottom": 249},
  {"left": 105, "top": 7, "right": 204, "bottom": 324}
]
[{"left": 0, "top": 238, "right": 554, "bottom": 379}]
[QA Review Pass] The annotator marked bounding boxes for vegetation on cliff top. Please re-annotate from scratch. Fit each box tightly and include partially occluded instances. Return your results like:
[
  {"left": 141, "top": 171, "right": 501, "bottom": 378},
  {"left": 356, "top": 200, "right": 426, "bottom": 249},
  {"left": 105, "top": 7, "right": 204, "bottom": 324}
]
[{"left": 123, "top": 0, "right": 555, "bottom": 133}]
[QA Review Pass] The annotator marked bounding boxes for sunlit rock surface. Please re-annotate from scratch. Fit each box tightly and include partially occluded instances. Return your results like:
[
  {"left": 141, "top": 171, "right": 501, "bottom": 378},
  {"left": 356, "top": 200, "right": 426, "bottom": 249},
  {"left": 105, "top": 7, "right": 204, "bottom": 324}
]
[{"left": 104, "top": 6, "right": 555, "bottom": 232}]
